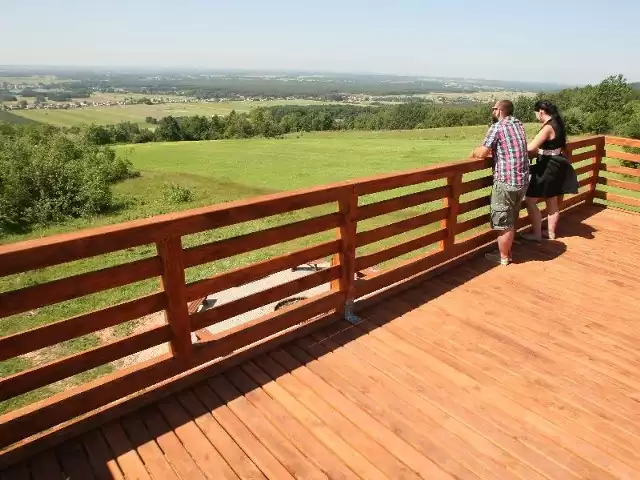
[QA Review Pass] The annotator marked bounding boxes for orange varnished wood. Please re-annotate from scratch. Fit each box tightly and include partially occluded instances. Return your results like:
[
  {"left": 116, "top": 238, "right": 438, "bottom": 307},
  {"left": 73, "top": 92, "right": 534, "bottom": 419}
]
[
  {"left": 605, "top": 149, "right": 640, "bottom": 163},
  {"left": 454, "top": 214, "right": 487, "bottom": 235},
  {"left": 458, "top": 195, "right": 490, "bottom": 215},
  {"left": 330, "top": 188, "right": 358, "bottom": 313},
  {"left": 355, "top": 229, "right": 447, "bottom": 271},
  {"left": 578, "top": 176, "right": 593, "bottom": 188},
  {"left": 440, "top": 172, "right": 462, "bottom": 251},
  {"left": 459, "top": 175, "right": 493, "bottom": 195},
  {"left": 574, "top": 163, "right": 596, "bottom": 175},
  {"left": 605, "top": 135, "right": 640, "bottom": 148},
  {"left": 356, "top": 185, "right": 451, "bottom": 221},
  {"left": 182, "top": 212, "right": 342, "bottom": 268},
  {"left": 0, "top": 256, "right": 162, "bottom": 319},
  {"left": 356, "top": 208, "right": 447, "bottom": 247},
  {"left": 352, "top": 158, "right": 485, "bottom": 196},
  {"left": 0, "top": 325, "right": 172, "bottom": 402},
  {"left": 0, "top": 136, "right": 636, "bottom": 474},
  {"left": 0, "top": 293, "right": 166, "bottom": 362},
  {"left": 157, "top": 236, "right": 192, "bottom": 360},
  {"left": 190, "top": 266, "right": 341, "bottom": 331},
  {"left": 565, "top": 136, "right": 601, "bottom": 151},
  {"left": 598, "top": 176, "right": 640, "bottom": 192},
  {"left": 185, "top": 240, "right": 340, "bottom": 301},
  {"left": 0, "top": 184, "right": 349, "bottom": 277},
  {"left": 3, "top": 207, "right": 640, "bottom": 480},
  {"left": 595, "top": 190, "right": 640, "bottom": 207},
  {"left": 568, "top": 149, "right": 597, "bottom": 163},
  {"left": 587, "top": 136, "right": 606, "bottom": 203},
  {"left": 601, "top": 163, "right": 640, "bottom": 177}
]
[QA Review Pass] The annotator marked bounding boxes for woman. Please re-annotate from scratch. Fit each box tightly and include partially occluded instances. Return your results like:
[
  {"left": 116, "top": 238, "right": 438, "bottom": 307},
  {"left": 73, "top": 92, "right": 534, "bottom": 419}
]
[{"left": 522, "top": 100, "right": 577, "bottom": 241}]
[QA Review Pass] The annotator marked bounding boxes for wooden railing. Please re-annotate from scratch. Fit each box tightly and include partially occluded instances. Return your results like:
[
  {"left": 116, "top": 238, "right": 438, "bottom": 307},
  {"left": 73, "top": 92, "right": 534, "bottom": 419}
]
[
  {"left": 598, "top": 136, "right": 640, "bottom": 208},
  {"left": 0, "top": 134, "right": 625, "bottom": 458}
]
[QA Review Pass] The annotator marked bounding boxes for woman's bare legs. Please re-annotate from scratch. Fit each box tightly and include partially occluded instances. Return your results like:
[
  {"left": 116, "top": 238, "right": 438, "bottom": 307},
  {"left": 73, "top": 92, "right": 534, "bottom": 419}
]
[
  {"left": 524, "top": 197, "right": 543, "bottom": 239},
  {"left": 545, "top": 197, "right": 559, "bottom": 239}
]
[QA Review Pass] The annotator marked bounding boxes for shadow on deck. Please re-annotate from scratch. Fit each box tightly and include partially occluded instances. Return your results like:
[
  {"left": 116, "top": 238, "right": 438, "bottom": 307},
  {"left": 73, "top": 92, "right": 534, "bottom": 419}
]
[{"left": 2, "top": 205, "right": 640, "bottom": 480}]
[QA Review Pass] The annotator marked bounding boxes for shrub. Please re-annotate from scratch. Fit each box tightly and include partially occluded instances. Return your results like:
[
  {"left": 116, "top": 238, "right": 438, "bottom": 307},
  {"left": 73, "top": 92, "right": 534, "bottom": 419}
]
[
  {"left": 0, "top": 126, "right": 138, "bottom": 232},
  {"left": 162, "top": 183, "right": 194, "bottom": 204}
]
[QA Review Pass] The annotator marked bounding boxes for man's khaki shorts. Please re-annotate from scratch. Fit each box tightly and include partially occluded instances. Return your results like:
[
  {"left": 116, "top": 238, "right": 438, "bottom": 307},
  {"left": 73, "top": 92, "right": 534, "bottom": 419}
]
[{"left": 490, "top": 182, "right": 528, "bottom": 231}]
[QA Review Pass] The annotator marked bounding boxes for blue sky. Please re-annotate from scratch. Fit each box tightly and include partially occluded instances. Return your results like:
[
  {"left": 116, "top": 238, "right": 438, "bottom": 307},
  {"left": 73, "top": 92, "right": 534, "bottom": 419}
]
[{"left": 2, "top": 0, "right": 638, "bottom": 84}]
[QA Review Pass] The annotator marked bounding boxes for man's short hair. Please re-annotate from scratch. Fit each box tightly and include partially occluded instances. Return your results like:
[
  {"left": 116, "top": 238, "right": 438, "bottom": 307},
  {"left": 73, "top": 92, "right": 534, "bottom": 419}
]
[{"left": 498, "top": 100, "right": 514, "bottom": 116}]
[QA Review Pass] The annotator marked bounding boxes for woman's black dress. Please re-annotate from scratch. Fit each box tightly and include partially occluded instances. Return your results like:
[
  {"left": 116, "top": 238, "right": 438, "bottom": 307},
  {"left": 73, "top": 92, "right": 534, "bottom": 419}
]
[{"left": 526, "top": 119, "right": 577, "bottom": 198}]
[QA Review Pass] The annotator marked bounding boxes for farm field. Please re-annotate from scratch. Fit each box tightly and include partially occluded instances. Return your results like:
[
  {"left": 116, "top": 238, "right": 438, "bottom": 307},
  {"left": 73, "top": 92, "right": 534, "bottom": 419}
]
[
  {"left": 6, "top": 99, "right": 355, "bottom": 128},
  {"left": 0, "top": 123, "right": 556, "bottom": 414}
]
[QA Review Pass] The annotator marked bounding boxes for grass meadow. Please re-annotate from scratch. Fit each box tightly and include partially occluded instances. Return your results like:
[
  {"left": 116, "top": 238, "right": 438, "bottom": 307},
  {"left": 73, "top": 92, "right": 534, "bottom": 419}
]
[{"left": 7, "top": 99, "right": 355, "bottom": 128}]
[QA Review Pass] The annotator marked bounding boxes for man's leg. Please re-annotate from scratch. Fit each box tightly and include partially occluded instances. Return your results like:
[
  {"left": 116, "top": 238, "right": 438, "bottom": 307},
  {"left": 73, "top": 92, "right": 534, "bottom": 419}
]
[
  {"left": 486, "top": 183, "right": 513, "bottom": 265},
  {"left": 497, "top": 228, "right": 515, "bottom": 261}
]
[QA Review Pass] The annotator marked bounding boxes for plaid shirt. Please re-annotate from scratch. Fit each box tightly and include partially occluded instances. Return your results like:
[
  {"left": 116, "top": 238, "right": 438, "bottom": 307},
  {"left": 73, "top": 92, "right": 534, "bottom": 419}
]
[{"left": 482, "top": 117, "right": 529, "bottom": 187}]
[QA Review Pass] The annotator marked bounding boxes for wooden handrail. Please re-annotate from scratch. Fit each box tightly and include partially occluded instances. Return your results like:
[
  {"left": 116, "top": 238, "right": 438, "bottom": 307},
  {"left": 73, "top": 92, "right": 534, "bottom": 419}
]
[
  {"left": 605, "top": 135, "right": 640, "bottom": 149},
  {"left": 0, "top": 135, "right": 622, "bottom": 456},
  {"left": 593, "top": 136, "right": 640, "bottom": 209}
]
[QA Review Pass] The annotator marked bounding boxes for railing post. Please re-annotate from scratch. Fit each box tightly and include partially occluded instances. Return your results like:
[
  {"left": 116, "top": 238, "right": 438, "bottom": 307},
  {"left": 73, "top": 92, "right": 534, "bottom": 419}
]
[
  {"left": 586, "top": 136, "right": 606, "bottom": 205},
  {"left": 331, "top": 186, "right": 360, "bottom": 324},
  {"left": 439, "top": 171, "right": 463, "bottom": 251},
  {"left": 156, "top": 235, "right": 192, "bottom": 362}
]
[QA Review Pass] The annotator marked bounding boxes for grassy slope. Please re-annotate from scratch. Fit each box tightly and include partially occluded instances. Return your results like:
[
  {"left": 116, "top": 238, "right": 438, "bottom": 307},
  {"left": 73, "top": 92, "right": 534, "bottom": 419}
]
[
  {"left": 8, "top": 99, "right": 356, "bottom": 128},
  {"left": 0, "top": 110, "right": 40, "bottom": 124},
  {"left": 0, "top": 124, "right": 540, "bottom": 413}
]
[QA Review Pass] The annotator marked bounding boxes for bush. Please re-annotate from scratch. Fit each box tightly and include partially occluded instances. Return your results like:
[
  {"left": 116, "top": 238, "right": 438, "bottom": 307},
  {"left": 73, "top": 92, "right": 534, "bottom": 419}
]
[
  {"left": 618, "top": 113, "right": 640, "bottom": 168},
  {"left": 0, "top": 126, "right": 138, "bottom": 232},
  {"left": 162, "top": 183, "right": 194, "bottom": 204}
]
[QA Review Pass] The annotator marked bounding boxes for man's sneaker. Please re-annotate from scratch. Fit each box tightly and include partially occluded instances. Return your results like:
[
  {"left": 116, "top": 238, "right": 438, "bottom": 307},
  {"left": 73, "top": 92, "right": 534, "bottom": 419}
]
[{"left": 484, "top": 251, "right": 510, "bottom": 266}]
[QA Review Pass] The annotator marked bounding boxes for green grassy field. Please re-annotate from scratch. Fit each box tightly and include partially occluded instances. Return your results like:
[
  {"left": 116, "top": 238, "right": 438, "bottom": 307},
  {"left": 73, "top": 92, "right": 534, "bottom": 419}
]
[
  {"left": 7, "top": 99, "right": 354, "bottom": 128},
  {"left": 0, "top": 75, "right": 66, "bottom": 84},
  {"left": 6, "top": 123, "right": 628, "bottom": 415},
  {"left": 0, "top": 110, "right": 39, "bottom": 124}
]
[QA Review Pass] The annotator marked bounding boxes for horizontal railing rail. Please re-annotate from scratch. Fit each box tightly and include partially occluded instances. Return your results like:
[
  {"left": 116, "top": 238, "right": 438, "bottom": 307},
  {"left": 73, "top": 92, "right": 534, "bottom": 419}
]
[
  {"left": 596, "top": 136, "right": 640, "bottom": 209},
  {"left": 0, "top": 134, "right": 613, "bottom": 458}
]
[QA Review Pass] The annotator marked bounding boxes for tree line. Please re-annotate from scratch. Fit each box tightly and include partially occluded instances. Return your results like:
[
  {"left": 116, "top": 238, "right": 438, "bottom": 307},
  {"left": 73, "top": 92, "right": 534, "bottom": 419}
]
[
  {"left": 79, "top": 75, "right": 639, "bottom": 148},
  {"left": 83, "top": 102, "right": 495, "bottom": 145},
  {"left": 513, "top": 74, "right": 640, "bottom": 138}
]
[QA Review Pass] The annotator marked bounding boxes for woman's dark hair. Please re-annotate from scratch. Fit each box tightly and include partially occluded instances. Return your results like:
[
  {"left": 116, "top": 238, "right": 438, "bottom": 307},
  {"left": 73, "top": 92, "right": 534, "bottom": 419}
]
[{"left": 534, "top": 100, "right": 566, "bottom": 142}]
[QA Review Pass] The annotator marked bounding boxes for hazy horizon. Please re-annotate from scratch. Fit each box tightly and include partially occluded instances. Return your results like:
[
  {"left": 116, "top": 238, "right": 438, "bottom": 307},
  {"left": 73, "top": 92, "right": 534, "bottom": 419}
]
[{"left": 2, "top": 0, "right": 639, "bottom": 85}]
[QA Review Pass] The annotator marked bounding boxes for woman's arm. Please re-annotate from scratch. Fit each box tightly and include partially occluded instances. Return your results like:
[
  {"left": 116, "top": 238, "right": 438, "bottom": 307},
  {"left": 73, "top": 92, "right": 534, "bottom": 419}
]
[{"left": 527, "top": 124, "right": 553, "bottom": 157}]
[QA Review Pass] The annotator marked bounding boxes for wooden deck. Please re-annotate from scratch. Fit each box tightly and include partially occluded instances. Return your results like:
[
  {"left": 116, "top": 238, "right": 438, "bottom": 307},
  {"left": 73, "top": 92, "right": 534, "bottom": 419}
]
[{"left": 2, "top": 205, "right": 639, "bottom": 480}]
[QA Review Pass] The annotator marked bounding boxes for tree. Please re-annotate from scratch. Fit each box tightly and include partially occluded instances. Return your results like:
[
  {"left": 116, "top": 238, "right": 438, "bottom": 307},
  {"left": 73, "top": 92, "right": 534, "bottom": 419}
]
[
  {"left": 513, "top": 95, "right": 536, "bottom": 122},
  {"left": 85, "top": 124, "right": 113, "bottom": 145},
  {"left": 223, "top": 110, "right": 253, "bottom": 138},
  {"left": 0, "top": 126, "right": 137, "bottom": 232},
  {"left": 154, "top": 116, "right": 183, "bottom": 142},
  {"left": 593, "top": 74, "right": 633, "bottom": 113}
]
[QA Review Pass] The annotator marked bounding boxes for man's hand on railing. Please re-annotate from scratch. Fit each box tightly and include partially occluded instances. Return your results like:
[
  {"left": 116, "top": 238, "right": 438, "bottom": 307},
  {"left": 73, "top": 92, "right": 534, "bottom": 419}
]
[{"left": 470, "top": 145, "right": 491, "bottom": 159}]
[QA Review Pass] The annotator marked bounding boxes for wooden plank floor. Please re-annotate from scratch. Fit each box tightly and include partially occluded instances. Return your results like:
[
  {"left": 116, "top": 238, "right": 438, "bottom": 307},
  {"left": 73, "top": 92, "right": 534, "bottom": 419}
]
[{"left": 2, "top": 205, "right": 639, "bottom": 480}]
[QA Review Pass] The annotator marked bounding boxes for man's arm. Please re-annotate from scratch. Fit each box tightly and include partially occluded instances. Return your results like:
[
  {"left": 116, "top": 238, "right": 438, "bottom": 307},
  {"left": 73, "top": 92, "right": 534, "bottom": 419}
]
[
  {"left": 470, "top": 123, "right": 498, "bottom": 159},
  {"left": 470, "top": 145, "right": 491, "bottom": 159}
]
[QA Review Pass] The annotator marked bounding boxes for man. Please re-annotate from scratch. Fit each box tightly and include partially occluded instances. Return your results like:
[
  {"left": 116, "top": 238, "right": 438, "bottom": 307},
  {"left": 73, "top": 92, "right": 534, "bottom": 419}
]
[{"left": 471, "top": 99, "right": 529, "bottom": 265}]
